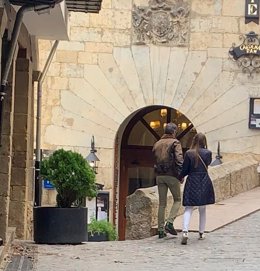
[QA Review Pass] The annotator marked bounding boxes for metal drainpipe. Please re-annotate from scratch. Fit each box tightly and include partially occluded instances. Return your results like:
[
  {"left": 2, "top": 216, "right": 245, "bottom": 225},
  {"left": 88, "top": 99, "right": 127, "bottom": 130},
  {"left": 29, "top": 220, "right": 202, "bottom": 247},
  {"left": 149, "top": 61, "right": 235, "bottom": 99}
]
[
  {"left": 0, "top": 5, "right": 34, "bottom": 145},
  {"left": 34, "top": 40, "right": 59, "bottom": 206}
]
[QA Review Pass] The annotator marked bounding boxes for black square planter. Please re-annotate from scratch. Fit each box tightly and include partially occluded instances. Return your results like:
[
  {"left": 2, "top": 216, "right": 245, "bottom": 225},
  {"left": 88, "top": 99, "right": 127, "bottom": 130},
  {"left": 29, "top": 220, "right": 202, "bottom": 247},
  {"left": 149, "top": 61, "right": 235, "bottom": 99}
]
[
  {"left": 34, "top": 207, "right": 88, "bottom": 244},
  {"left": 88, "top": 232, "right": 108, "bottom": 242}
]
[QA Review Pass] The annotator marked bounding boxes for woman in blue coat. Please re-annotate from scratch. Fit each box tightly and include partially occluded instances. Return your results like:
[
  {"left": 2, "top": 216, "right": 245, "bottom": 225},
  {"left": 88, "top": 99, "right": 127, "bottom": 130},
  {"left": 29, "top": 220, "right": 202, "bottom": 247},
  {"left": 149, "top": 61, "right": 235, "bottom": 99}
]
[{"left": 180, "top": 133, "right": 215, "bottom": 245}]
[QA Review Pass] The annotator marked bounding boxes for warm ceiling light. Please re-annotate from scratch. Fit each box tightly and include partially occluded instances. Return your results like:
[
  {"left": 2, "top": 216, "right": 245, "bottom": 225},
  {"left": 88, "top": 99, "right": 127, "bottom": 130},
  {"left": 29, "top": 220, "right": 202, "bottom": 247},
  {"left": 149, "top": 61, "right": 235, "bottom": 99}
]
[
  {"left": 181, "top": 122, "right": 187, "bottom": 130},
  {"left": 150, "top": 121, "right": 160, "bottom": 129},
  {"left": 176, "top": 110, "right": 182, "bottom": 117},
  {"left": 160, "top": 109, "right": 167, "bottom": 117}
]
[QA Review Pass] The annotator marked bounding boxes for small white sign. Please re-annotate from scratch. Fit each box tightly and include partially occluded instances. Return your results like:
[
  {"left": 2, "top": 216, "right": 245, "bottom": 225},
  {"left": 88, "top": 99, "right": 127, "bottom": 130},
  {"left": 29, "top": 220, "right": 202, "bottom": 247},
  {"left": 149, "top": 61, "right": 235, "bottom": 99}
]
[
  {"left": 85, "top": 197, "right": 96, "bottom": 223},
  {"left": 256, "top": 119, "right": 260, "bottom": 128}
]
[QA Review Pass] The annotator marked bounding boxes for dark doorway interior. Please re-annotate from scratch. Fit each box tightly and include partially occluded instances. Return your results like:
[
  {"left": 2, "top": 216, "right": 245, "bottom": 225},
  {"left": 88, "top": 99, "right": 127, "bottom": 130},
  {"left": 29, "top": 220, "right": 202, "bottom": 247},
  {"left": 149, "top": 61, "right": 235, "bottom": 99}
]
[{"left": 118, "top": 106, "right": 196, "bottom": 240}]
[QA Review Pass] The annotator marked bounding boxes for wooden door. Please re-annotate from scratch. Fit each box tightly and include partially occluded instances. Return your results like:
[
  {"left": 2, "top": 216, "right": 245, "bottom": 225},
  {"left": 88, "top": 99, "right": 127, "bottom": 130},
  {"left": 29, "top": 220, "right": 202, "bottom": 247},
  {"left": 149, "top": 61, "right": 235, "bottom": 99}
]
[{"left": 118, "top": 148, "right": 155, "bottom": 240}]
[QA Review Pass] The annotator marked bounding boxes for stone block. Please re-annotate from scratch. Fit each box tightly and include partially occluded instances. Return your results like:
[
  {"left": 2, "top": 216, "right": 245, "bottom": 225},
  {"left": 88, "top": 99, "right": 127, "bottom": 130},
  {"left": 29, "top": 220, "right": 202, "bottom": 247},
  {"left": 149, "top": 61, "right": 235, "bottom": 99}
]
[
  {"left": 0, "top": 155, "right": 11, "bottom": 174},
  {"left": 0, "top": 196, "right": 9, "bottom": 242},
  {"left": 13, "top": 114, "right": 28, "bottom": 134},
  {"left": 1, "top": 111, "right": 13, "bottom": 135},
  {"left": 190, "top": 17, "right": 212, "bottom": 33},
  {"left": 0, "top": 173, "right": 10, "bottom": 196},
  {"left": 0, "top": 135, "right": 12, "bottom": 156},
  {"left": 89, "top": 10, "right": 115, "bottom": 28},
  {"left": 112, "top": 0, "right": 132, "bottom": 9},
  {"left": 84, "top": 42, "right": 113, "bottom": 53},
  {"left": 8, "top": 201, "right": 26, "bottom": 239},
  {"left": 56, "top": 50, "right": 78, "bottom": 63},
  {"left": 48, "top": 77, "right": 68, "bottom": 90},
  {"left": 113, "top": 10, "right": 131, "bottom": 29},
  {"left": 78, "top": 52, "right": 98, "bottom": 64},
  {"left": 222, "top": 0, "right": 244, "bottom": 16},
  {"left": 10, "top": 185, "right": 27, "bottom": 202},
  {"left": 208, "top": 48, "right": 229, "bottom": 58},
  {"left": 126, "top": 187, "right": 156, "bottom": 240},
  {"left": 60, "top": 63, "right": 84, "bottom": 78},
  {"left": 192, "top": 0, "right": 222, "bottom": 16},
  {"left": 57, "top": 41, "right": 84, "bottom": 51},
  {"left": 70, "top": 27, "right": 102, "bottom": 42},
  {"left": 190, "top": 33, "right": 223, "bottom": 50},
  {"left": 69, "top": 12, "right": 90, "bottom": 27},
  {"left": 12, "top": 133, "right": 28, "bottom": 152},
  {"left": 11, "top": 168, "right": 27, "bottom": 186},
  {"left": 38, "top": 40, "right": 52, "bottom": 51},
  {"left": 102, "top": 30, "right": 131, "bottom": 46},
  {"left": 191, "top": 16, "right": 238, "bottom": 34},
  {"left": 101, "top": 0, "right": 112, "bottom": 9},
  {"left": 47, "top": 62, "right": 61, "bottom": 77},
  {"left": 26, "top": 202, "right": 33, "bottom": 240},
  {"left": 14, "top": 96, "right": 29, "bottom": 114}
]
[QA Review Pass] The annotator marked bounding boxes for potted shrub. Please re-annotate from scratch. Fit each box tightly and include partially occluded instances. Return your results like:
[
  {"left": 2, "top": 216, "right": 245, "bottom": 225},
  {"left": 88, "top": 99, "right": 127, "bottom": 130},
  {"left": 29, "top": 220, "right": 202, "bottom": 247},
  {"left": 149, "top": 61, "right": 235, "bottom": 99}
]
[
  {"left": 88, "top": 218, "right": 117, "bottom": 242},
  {"left": 34, "top": 149, "right": 97, "bottom": 244}
]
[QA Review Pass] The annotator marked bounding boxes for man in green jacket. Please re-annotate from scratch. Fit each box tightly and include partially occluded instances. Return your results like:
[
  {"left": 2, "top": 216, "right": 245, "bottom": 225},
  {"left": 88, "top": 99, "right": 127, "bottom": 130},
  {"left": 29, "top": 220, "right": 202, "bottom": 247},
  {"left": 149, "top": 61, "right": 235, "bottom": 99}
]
[{"left": 152, "top": 123, "right": 184, "bottom": 238}]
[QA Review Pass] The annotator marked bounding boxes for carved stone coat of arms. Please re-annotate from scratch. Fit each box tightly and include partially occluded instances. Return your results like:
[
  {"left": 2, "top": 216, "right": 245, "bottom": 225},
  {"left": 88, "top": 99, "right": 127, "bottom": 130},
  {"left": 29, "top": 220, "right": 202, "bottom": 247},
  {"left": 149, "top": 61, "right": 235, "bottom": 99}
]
[{"left": 132, "top": 0, "right": 190, "bottom": 46}]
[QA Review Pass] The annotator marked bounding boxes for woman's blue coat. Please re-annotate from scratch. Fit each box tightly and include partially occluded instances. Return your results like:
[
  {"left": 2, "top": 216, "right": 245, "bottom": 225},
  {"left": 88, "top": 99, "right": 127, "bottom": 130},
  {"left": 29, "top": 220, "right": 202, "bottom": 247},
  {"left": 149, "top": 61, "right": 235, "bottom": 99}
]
[{"left": 181, "top": 148, "right": 215, "bottom": 206}]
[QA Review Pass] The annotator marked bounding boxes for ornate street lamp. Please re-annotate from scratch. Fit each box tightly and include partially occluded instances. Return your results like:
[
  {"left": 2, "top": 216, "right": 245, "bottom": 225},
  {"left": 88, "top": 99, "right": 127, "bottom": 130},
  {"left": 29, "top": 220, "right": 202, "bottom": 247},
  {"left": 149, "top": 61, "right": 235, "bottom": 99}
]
[
  {"left": 86, "top": 136, "right": 100, "bottom": 174},
  {"left": 211, "top": 142, "right": 223, "bottom": 166}
]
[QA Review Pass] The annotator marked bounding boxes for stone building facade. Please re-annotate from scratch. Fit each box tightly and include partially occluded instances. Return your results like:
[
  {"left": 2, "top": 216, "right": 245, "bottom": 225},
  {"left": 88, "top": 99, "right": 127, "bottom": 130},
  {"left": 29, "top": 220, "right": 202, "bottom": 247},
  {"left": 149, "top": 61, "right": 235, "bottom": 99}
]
[
  {"left": 39, "top": 0, "right": 260, "bottom": 239},
  {"left": 0, "top": 0, "right": 69, "bottom": 243},
  {"left": 38, "top": 0, "right": 260, "bottom": 239},
  {"left": 0, "top": 3, "right": 36, "bottom": 243}
]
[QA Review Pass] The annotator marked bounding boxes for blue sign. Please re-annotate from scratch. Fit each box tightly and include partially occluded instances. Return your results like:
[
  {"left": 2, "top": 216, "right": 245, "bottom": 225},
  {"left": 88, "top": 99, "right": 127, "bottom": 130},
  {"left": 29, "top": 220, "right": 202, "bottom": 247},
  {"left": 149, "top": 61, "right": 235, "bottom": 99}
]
[{"left": 43, "top": 179, "right": 55, "bottom": 189}]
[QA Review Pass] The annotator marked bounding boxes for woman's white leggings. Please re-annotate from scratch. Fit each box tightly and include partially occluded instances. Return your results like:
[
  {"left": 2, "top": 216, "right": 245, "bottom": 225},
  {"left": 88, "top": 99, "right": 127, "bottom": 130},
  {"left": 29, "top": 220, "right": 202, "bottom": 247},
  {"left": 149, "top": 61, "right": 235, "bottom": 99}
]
[{"left": 183, "top": 206, "right": 206, "bottom": 233}]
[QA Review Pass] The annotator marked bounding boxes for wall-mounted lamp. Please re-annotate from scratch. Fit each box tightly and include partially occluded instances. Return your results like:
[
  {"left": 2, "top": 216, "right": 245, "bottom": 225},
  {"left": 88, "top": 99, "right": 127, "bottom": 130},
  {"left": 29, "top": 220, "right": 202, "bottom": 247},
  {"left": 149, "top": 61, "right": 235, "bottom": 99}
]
[
  {"left": 210, "top": 141, "right": 223, "bottom": 166},
  {"left": 150, "top": 120, "right": 160, "bottom": 129},
  {"left": 86, "top": 136, "right": 100, "bottom": 174},
  {"left": 160, "top": 109, "right": 167, "bottom": 117}
]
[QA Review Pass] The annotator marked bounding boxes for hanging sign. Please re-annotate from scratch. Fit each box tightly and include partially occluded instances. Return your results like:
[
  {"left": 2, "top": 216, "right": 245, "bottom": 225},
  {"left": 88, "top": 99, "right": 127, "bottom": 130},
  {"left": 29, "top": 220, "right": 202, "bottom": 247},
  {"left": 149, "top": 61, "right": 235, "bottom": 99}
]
[
  {"left": 245, "top": 0, "right": 259, "bottom": 24},
  {"left": 229, "top": 32, "right": 260, "bottom": 60},
  {"left": 229, "top": 31, "right": 260, "bottom": 75}
]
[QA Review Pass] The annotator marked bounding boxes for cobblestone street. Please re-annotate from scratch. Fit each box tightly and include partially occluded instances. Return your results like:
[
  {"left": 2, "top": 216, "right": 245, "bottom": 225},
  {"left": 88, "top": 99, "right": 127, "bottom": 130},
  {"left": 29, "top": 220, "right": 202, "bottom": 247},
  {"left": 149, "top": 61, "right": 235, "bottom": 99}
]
[{"left": 29, "top": 210, "right": 260, "bottom": 271}]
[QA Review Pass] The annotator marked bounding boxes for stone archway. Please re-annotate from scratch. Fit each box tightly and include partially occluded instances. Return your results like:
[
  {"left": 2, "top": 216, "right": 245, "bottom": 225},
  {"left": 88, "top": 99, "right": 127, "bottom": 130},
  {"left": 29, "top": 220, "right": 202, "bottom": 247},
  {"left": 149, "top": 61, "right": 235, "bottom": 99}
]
[{"left": 114, "top": 105, "right": 196, "bottom": 240}]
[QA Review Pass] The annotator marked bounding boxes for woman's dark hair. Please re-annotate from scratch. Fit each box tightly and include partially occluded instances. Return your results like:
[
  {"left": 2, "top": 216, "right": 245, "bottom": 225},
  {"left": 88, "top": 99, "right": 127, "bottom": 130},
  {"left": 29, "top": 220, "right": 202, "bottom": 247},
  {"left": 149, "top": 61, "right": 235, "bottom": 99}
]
[{"left": 190, "top": 133, "right": 208, "bottom": 167}]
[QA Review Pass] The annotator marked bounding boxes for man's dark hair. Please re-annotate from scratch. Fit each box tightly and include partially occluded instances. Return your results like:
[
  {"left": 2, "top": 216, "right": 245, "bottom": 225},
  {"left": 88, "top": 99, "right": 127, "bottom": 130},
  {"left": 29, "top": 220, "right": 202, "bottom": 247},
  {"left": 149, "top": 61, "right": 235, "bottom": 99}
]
[{"left": 164, "top": 122, "right": 177, "bottom": 134}]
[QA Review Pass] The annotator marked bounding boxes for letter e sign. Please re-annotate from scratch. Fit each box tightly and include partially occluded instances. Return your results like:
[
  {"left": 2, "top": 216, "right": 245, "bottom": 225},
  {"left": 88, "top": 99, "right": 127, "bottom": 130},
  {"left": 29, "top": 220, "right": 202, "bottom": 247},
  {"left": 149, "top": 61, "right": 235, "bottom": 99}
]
[{"left": 245, "top": 0, "right": 259, "bottom": 24}]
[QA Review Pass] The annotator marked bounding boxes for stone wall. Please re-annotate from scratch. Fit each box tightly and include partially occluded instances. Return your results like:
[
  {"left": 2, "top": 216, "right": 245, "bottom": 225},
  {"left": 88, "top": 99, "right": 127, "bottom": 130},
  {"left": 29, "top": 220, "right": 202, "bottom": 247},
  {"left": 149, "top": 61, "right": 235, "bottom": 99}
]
[
  {"left": 38, "top": 0, "right": 260, "bottom": 194},
  {"left": 125, "top": 155, "right": 260, "bottom": 240},
  {"left": 0, "top": 5, "right": 36, "bottom": 242}
]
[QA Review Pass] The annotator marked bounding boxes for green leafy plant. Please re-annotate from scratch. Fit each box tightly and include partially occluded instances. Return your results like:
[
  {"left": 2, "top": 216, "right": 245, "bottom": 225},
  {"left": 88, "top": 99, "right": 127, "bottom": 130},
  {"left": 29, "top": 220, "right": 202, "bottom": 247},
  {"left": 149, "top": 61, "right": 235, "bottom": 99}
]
[
  {"left": 40, "top": 149, "right": 97, "bottom": 208},
  {"left": 88, "top": 218, "right": 117, "bottom": 241}
]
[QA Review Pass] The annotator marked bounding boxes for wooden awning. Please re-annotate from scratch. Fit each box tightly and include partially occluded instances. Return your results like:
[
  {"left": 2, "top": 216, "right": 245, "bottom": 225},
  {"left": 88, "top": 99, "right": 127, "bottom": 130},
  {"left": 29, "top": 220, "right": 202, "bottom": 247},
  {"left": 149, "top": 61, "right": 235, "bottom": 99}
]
[
  {"left": 10, "top": 0, "right": 103, "bottom": 13},
  {"left": 66, "top": 0, "right": 102, "bottom": 13}
]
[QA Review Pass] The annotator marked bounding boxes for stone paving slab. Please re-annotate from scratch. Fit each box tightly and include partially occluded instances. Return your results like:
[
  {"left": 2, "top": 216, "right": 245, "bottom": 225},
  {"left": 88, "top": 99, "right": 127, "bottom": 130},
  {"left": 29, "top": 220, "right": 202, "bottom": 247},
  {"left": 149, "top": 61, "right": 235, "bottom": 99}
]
[{"left": 174, "top": 186, "right": 260, "bottom": 232}]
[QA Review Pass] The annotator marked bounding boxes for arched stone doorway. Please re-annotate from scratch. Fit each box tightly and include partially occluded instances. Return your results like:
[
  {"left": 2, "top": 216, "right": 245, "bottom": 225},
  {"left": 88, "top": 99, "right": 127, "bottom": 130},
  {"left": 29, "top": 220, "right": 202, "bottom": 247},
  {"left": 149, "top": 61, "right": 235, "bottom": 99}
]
[{"left": 116, "top": 105, "right": 196, "bottom": 240}]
